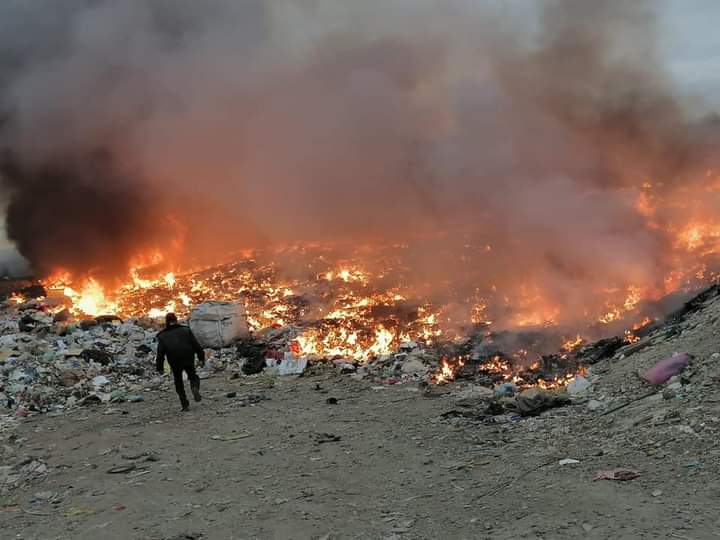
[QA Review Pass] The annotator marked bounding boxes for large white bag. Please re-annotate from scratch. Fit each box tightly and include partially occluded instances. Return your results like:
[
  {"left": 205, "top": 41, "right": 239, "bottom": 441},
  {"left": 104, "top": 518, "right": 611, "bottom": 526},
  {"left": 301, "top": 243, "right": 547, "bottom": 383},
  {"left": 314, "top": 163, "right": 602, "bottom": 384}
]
[{"left": 189, "top": 301, "right": 250, "bottom": 349}]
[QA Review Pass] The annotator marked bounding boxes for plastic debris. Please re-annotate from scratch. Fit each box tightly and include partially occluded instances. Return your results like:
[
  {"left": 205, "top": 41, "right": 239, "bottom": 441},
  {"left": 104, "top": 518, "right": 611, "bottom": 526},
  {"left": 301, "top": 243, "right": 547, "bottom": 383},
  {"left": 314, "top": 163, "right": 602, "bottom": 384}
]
[
  {"left": 566, "top": 375, "right": 591, "bottom": 395},
  {"left": 494, "top": 382, "right": 518, "bottom": 398},
  {"left": 276, "top": 354, "right": 308, "bottom": 376},
  {"left": 211, "top": 432, "right": 253, "bottom": 441},
  {"left": 92, "top": 375, "right": 110, "bottom": 387},
  {"left": 593, "top": 469, "right": 641, "bottom": 481},
  {"left": 314, "top": 432, "right": 341, "bottom": 444},
  {"left": 107, "top": 464, "right": 137, "bottom": 474},
  {"left": 641, "top": 353, "right": 691, "bottom": 385}
]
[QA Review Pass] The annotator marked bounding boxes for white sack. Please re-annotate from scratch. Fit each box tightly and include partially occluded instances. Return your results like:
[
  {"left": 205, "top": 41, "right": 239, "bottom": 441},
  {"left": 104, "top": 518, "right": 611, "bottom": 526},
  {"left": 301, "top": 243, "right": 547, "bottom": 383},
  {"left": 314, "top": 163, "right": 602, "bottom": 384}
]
[{"left": 189, "top": 301, "right": 249, "bottom": 349}]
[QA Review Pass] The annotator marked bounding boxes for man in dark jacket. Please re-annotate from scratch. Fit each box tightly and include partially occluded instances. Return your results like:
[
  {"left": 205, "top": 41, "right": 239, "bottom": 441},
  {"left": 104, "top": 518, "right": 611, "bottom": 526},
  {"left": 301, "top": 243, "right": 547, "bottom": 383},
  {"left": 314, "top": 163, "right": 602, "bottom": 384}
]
[{"left": 156, "top": 313, "right": 206, "bottom": 411}]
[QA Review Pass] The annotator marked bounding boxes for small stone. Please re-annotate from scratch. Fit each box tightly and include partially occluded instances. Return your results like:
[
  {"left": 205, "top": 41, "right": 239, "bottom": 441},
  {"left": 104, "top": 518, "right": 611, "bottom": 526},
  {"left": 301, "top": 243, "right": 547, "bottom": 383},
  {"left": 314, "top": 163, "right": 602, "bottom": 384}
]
[
  {"left": 582, "top": 523, "right": 594, "bottom": 532},
  {"left": 652, "top": 489, "right": 663, "bottom": 497}
]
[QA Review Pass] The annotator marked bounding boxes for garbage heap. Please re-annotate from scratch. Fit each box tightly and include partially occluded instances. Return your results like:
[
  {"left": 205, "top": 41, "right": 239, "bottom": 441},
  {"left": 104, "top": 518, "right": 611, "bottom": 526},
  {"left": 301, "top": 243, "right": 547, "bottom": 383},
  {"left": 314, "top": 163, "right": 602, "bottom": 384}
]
[
  {"left": 0, "top": 299, "right": 165, "bottom": 416},
  {"left": 1, "top": 290, "right": 627, "bottom": 417}
]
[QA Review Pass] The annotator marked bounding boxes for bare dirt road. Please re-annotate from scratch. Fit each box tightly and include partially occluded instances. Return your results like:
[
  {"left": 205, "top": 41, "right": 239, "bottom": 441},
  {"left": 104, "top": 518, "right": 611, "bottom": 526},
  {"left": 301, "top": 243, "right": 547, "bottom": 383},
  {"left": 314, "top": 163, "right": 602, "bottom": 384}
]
[{"left": 3, "top": 358, "right": 720, "bottom": 540}]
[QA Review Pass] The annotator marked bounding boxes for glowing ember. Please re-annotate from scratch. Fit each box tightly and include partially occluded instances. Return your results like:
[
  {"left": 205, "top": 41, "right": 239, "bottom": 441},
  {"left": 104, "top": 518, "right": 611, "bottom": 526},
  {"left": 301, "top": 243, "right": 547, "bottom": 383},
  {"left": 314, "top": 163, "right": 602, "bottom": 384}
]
[
  {"left": 535, "top": 372, "right": 579, "bottom": 390},
  {"left": 561, "top": 335, "right": 584, "bottom": 352},
  {"left": 624, "top": 330, "right": 641, "bottom": 344},
  {"left": 482, "top": 355, "right": 512, "bottom": 375},
  {"left": 633, "top": 316, "right": 654, "bottom": 330}
]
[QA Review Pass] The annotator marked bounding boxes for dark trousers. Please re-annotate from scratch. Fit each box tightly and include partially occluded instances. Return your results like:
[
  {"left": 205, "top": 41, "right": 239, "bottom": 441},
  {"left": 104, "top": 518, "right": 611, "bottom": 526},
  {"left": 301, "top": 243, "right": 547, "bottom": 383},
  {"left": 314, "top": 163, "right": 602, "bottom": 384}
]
[{"left": 169, "top": 359, "right": 200, "bottom": 407}]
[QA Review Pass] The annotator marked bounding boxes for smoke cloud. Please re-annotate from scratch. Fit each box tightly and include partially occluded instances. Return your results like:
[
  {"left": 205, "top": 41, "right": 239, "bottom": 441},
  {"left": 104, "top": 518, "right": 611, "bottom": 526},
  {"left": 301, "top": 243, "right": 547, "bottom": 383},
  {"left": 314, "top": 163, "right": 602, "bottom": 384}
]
[{"left": 0, "top": 0, "right": 718, "bottom": 321}]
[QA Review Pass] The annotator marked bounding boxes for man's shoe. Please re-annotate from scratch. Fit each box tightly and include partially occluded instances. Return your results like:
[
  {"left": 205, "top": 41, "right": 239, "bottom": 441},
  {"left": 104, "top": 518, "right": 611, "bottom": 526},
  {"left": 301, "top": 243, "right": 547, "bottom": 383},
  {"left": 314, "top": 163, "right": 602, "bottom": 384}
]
[
  {"left": 191, "top": 386, "right": 202, "bottom": 403},
  {"left": 181, "top": 403, "right": 190, "bottom": 412}
]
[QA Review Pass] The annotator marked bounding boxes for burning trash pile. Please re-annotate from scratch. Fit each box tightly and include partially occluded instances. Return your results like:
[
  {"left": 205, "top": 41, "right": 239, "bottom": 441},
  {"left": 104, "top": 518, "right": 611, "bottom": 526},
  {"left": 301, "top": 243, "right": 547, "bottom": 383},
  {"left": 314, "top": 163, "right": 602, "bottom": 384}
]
[
  {"left": 0, "top": 287, "right": 616, "bottom": 419},
  {"left": 0, "top": 242, "right": 712, "bottom": 419}
]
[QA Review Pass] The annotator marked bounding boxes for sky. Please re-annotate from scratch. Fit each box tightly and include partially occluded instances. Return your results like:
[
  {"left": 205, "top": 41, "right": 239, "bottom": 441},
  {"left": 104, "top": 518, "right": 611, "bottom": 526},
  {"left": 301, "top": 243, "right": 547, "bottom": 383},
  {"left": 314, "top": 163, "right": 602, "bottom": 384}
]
[
  {"left": 0, "top": 0, "right": 719, "bottom": 267},
  {"left": 662, "top": 0, "right": 720, "bottom": 106}
]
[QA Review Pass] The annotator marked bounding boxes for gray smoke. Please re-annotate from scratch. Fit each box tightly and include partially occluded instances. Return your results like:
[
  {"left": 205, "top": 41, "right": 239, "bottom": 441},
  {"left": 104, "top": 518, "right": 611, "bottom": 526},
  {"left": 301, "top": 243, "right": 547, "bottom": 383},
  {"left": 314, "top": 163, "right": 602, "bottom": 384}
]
[{"left": 0, "top": 0, "right": 717, "bottom": 320}]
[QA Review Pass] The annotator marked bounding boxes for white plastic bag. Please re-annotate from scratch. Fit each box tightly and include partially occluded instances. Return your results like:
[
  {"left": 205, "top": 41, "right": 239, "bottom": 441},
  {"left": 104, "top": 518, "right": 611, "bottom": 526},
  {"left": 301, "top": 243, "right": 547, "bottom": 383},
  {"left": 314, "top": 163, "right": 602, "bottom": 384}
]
[
  {"left": 189, "top": 301, "right": 249, "bottom": 349},
  {"left": 266, "top": 353, "right": 308, "bottom": 376}
]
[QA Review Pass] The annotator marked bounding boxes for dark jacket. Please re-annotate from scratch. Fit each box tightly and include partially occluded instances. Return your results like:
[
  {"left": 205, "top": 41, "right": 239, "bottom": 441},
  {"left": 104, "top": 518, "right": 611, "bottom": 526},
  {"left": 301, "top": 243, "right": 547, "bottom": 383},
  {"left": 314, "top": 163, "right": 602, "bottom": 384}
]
[{"left": 156, "top": 324, "right": 205, "bottom": 373}]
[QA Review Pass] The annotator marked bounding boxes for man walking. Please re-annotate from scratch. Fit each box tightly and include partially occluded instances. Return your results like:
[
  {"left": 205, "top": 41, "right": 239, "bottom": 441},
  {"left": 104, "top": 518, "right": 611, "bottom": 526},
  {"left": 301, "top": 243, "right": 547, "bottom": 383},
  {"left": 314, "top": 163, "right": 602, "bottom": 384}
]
[{"left": 156, "top": 313, "right": 206, "bottom": 411}]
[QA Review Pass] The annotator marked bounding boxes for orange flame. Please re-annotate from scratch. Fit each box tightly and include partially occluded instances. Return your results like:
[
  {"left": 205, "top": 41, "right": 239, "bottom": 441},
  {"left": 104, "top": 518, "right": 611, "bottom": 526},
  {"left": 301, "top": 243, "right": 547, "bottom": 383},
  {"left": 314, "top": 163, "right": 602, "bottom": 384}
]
[{"left": 434, "top": 356, "right": 466, "bottom": 384}]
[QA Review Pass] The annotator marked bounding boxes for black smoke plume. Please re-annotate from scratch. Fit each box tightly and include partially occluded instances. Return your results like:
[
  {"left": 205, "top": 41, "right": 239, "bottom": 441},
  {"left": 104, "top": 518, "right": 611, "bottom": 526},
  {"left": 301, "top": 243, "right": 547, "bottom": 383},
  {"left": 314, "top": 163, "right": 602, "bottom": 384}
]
[
  {"left": 1, "top": 148, "right": 166, "bottom": 279},
  {"left": 0, "top": 0, "right": 717, "bottom": 325}
]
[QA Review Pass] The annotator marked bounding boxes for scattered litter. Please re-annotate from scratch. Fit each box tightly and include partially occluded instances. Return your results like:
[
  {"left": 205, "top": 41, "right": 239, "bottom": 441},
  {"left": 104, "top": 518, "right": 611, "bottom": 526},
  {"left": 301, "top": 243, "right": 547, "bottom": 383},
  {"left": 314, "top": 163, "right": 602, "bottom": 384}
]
[
  {"left": 566, "top": 375, "right": 591, "bottom": 395},
  {"left": 514, "top": 388, "right": 571, "bottom": 417},
  {"left": 593, "top": 469, "right": 641, "bottom": 481},
  {"left": 31, "top": 490, "right": 58, "bottom": 503},
  {"left": 91, "top": 375, "right": 110, "bottom": 387},
  {"left": 0, "top": 506, "right": 21, "bottom": 513},
  {"left": 277, "top": 354, "right": 308, "bottom": 376},
  {"left": 165, "top": 533, "right": 203, "bottom": 540},
  {"left": 211, "top": 432, "right": 253, "bottom": 441},
  {"left": 64, "top": 507, "right": 95, "bottom": 517},
  {"left": 121, "top": 451, "right": 159, "bottom": 462},
  {"left": 494, "top": 382, "right": 518, "bottom": 398},
  {"left": 106, "top": 464, "right": 137, "bottom": 474},
  {"left": 559, "top": 458, "right": 580, "bottom": 466},
  {"left": 314, "top": 433, "right": 342, "bottom": 444},
  {"left": 641, "top": 353, "right": 691, "bottom": 385}
]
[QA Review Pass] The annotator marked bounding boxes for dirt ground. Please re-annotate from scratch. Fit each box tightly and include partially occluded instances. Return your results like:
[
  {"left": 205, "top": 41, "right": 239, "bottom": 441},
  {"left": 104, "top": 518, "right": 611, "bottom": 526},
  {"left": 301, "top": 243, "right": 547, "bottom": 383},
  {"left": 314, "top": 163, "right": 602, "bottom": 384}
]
[{"left": 3, "top": 354, "right": 720, "bottom": 540}]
